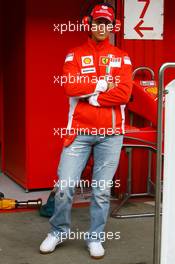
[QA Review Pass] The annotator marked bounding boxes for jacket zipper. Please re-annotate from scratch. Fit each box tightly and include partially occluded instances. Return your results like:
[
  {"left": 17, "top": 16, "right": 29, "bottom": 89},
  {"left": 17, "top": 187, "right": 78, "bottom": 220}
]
[
  {"left": 95, "top": 49, "right": 101, "bottom": 132},
  {"left": 106, "top": 54, "right": 116, "bottom": 133}
]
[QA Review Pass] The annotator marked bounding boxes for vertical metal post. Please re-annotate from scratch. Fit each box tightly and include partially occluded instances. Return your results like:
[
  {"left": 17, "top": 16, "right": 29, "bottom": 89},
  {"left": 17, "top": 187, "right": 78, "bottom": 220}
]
[
  {"left": 147, "top": 150, "right": 152, "bottom": 194},
  {"left": 154, "top": 63, "right": 175, "bottom": 264}
]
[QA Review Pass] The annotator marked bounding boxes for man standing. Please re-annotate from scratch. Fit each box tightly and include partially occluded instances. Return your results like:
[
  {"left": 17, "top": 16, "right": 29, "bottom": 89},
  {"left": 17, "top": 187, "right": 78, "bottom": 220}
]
[{"left": 40, "top": 2, "right": 132, "bottom": 259}]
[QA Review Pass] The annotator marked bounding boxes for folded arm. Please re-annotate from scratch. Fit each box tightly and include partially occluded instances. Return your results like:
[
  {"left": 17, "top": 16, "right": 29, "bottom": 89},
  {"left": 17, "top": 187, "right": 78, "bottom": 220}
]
[{"left": 88, "top": 56, "right": 133, "bottom": 107}]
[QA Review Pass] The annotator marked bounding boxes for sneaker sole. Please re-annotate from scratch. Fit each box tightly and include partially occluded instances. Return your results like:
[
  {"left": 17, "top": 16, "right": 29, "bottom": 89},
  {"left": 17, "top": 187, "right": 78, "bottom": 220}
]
[
  {"left": 40, "top": 249, "right": 55, "bottom": 254},
  {"left": 90, "top": 254, "right": 105, "bottom": 259}
]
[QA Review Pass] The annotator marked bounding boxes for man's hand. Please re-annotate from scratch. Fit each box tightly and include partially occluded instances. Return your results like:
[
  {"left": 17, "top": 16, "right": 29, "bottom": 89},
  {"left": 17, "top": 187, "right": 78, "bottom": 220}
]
[
  {"left": 95, "top": 80, "right": 108, "bottom": 92},
  {"left": 87, "top": 82, "right": 115, "bottom": 106},
  {"left": 107, "top": 82, "right": 115, "bottom": 91}
]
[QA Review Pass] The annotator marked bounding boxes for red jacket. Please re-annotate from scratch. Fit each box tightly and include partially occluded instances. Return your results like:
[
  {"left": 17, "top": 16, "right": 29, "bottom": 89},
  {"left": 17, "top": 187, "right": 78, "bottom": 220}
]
[{"left": 63, "top": 37, "right": 133, "bottom": 135}]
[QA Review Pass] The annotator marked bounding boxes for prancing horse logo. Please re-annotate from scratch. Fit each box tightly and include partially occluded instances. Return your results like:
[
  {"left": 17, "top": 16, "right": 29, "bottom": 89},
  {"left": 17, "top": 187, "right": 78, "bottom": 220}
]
[{"left": 100, "top": 56, "right": 110, "bottom": 66}]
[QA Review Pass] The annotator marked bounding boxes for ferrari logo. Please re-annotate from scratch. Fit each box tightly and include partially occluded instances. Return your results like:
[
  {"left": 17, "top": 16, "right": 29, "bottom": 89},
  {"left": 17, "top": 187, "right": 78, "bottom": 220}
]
[
  {"left": 99, "top": 56, "right": 110, "bottom": 66},
  {"left": 102, "top": 57, "right": 109, "bottom": 65}
]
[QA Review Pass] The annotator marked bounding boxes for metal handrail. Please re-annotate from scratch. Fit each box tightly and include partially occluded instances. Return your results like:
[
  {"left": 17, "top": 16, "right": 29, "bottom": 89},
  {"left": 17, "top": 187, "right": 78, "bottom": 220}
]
[
  {"left": 132, "top": 66, "right": 155, "bottom": 80},
  {"left": 124, "top": 136, "right": 157, "bottom": 146},
  {"left": 154, "top": 62, "right": 175, "bottom": 264},
  {"left": 123, "top": 143, "right": 157, "bottom": 152}
]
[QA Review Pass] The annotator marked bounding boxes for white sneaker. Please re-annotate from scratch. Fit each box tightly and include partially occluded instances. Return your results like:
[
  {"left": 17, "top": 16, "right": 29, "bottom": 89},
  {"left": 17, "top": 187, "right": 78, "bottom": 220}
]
[
  {"left": 40, "top": 233, "right": 64, "bottom": 254},
  {"left": 87, "top": 242, "right": 105, "bottom": 259}
]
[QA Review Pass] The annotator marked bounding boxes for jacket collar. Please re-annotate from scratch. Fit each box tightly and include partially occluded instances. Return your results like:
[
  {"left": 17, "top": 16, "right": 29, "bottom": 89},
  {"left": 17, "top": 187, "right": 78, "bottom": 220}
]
[{"left": 87, "top": 36, "right": 111, "bottom": 51}]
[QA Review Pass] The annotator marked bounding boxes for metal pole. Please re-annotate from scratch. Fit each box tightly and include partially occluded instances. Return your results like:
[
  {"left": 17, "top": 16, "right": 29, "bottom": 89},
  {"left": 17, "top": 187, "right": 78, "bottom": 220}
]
[
  {"left": 154, "top": 62, "right": 175, "bottom": 264},
  {"left": 132, "top": 66, "right": 155, "bottom": 80}
]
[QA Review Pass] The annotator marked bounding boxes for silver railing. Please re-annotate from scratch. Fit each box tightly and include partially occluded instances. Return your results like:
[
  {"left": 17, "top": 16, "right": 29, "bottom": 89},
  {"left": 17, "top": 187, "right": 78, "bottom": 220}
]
[
  {"left": 132, "top": 66, "right": 155, "bottom": 80},
  {"left": 154, "top": 62, "right": 175, "bottom": 264}
]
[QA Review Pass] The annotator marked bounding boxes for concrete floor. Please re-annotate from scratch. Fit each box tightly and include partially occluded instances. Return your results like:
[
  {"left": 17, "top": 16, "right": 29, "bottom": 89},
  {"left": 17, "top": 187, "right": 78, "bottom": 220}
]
[{"left": 0, "top": 202, "right": 154, "bottom": 264}]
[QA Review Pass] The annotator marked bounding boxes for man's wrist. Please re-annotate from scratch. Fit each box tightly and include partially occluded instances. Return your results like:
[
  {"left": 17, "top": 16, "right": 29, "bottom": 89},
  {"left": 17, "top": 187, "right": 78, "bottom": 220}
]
[
  {"left": 95, "top": 80, "right": 108, "bottom": 93},
  {"left": 88, "top": 94, "right": 100, "bottom": 106}
]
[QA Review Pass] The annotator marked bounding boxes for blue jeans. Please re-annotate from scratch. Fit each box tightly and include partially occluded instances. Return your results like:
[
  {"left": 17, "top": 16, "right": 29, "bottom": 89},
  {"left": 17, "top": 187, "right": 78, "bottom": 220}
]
[{"left": 49, "top": 134, "right": 123, "bottom": 243}]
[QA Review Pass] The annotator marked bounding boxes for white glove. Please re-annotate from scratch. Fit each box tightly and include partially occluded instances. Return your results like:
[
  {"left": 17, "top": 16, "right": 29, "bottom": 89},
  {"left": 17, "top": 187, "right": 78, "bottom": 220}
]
[
  {"left": 88, "top": 94, "right": 100, "bottom": 107},
  {"left": 95, "top": 80, "right": 108, "bottom": 92}
]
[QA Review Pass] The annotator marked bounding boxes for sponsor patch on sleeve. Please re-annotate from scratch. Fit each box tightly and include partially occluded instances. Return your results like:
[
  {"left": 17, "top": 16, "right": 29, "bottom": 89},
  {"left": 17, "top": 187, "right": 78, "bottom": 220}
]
[
  {"left": 123, "top": 56, "right": 131, "bottom": 65},
  {"left": 81, "top": 67, "right": 96, "bottom": 74},
  {"left": 65, "top": 53, "right": 74, "bottom": 62}
]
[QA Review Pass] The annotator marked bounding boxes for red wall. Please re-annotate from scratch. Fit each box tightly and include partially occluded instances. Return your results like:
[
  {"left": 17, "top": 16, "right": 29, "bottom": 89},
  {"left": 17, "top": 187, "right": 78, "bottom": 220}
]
[
  {"left": 25, "top": 0, "right": 89, "bottom": 188},
  {"left": 1, "top": 0, "right": 100, "bottom": 189},
  {"left": 2, "top": 0, "right": 26, "bottom": 182},
  {"left": 115, "top": 0, "right": 175, "bottom": 194},
  {"left": 116, "top": 0, "right": 175, "bottom": 84},
  {"left": 0, "top": 1, "right": 3, "bottom": 168}
]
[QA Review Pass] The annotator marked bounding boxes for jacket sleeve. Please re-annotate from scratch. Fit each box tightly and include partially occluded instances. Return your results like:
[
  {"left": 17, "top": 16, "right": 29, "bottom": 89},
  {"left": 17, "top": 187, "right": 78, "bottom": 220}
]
[
  {"left": 63, "top": 51, "right": 96, "bottom": 97},
  {"left": 97, "top": 55, "right": 133, "bottom": 107}
]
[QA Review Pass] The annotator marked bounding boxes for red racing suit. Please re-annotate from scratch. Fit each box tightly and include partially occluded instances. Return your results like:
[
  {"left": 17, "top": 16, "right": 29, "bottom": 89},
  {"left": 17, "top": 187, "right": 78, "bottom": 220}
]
[{"left": 63, "top": 37, "right": 133, "bottom": 136}]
